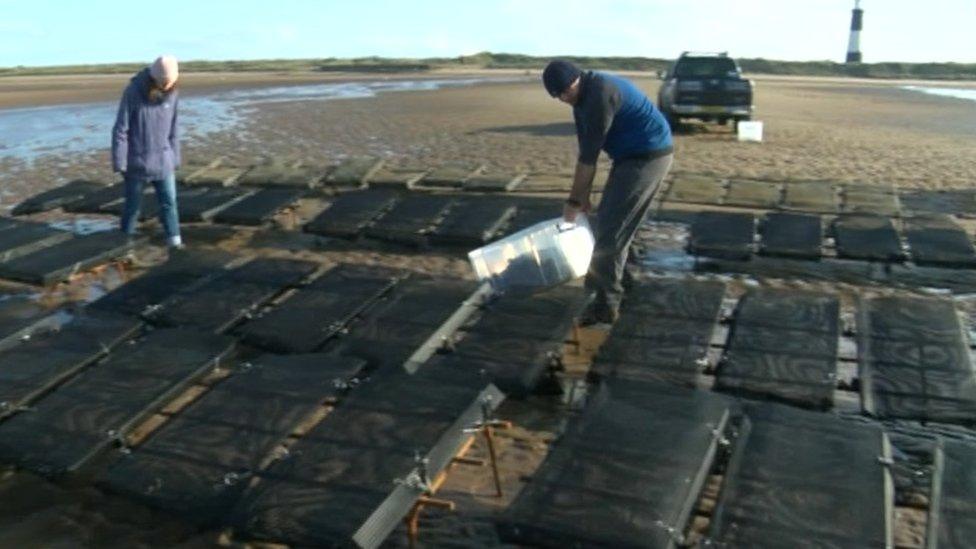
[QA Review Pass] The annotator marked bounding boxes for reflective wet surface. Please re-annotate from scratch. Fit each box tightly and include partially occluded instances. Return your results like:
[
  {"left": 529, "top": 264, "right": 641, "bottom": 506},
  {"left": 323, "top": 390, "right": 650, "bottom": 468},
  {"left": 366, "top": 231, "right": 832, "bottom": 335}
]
[{"left": 0, "top": 77, "right": 519, "bottom": 164}]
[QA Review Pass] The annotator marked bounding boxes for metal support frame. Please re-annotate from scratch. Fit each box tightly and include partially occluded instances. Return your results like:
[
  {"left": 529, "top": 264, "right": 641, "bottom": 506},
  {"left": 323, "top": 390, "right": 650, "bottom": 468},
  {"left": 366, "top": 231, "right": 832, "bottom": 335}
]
[{"left": 402, "top": 396, "right": 511, "bottom": 549}]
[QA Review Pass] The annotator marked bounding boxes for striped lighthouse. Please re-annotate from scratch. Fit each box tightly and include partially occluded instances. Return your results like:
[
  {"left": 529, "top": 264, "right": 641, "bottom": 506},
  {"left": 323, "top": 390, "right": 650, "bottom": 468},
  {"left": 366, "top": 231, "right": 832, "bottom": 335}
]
[{"left": 846, "top": 0, "right": 864, "bottom": 63}]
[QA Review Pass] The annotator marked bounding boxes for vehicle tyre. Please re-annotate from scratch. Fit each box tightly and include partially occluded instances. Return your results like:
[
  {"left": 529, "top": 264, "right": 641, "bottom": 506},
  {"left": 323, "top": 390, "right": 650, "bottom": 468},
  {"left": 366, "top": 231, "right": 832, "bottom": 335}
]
[{"left": 665, "top": 112, "right": 679, "bottom": 130}]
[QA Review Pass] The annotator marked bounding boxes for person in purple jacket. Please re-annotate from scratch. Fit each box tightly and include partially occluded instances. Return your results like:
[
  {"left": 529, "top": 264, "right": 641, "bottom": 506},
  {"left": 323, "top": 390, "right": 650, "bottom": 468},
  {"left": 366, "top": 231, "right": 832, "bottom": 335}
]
[{"left": 111, "top": 55, "right": 183, "bottom": 250}]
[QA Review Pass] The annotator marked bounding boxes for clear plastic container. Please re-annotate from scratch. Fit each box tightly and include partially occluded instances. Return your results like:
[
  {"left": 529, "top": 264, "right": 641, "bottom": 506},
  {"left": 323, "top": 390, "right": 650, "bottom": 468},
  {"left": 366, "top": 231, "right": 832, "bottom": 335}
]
[{"left": 468, "top": 216, "right": 594, "bottom": 293}]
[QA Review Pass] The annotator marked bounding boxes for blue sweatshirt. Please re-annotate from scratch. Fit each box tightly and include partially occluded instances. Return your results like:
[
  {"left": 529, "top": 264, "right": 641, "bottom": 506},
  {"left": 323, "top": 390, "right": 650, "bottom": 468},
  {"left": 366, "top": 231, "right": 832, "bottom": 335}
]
[
  {"left": 573, "top": 71, "right": 672, "bottom": 164},
  {"left": 111, "top": 68, "right": 180, "bottom": 179}
]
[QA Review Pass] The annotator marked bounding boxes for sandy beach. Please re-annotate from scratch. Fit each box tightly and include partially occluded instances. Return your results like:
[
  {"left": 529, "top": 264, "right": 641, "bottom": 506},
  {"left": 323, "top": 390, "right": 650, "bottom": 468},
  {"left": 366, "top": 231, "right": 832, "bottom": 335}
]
[
  {"left": 2, "top": 70, "right": 975, "bottom": 214},
  {"left": 1, "top": 70, "right": 975, "bottom": 547}
]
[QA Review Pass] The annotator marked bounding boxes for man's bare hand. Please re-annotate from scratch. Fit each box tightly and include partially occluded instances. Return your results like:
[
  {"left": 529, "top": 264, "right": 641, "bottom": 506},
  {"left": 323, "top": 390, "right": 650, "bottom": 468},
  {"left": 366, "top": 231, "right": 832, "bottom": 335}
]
[
  {"left": 563, "top": 202, "right": 580, "bottom": 223},
  {"left": 562, "top": 196, "right": 591, "bottom": 223}
]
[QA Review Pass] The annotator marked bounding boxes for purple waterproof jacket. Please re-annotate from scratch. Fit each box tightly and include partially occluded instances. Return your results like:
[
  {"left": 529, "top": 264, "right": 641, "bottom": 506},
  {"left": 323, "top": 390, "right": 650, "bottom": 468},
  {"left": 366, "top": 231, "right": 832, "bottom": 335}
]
[{"left": 111, "top": 68, "right": 180, "bottom": 179}]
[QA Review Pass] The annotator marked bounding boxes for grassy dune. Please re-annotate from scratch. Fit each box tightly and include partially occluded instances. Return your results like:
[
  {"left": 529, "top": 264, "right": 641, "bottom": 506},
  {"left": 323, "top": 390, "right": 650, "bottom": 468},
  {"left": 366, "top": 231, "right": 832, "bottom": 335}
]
[{"left": 2, "top": 52, "right": 974, "bottom": 80}]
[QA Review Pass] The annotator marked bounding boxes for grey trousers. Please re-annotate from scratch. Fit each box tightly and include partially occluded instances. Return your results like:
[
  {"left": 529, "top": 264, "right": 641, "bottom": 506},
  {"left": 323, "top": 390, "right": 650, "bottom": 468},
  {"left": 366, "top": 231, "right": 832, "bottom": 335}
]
[{"left": 585, "top": 153, "right": 673, "bottom": 310}]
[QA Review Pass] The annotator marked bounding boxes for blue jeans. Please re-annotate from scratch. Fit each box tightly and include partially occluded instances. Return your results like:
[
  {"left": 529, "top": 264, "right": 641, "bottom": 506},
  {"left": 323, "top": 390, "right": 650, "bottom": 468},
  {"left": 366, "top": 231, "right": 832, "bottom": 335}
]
[{"left": 120, "top": 172, "right": 180, "bottom": 239}]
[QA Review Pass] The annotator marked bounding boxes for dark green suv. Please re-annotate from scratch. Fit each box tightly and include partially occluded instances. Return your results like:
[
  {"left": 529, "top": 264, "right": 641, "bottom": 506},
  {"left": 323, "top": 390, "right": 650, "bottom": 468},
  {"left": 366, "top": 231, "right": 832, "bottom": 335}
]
[{"left": 657, "top": 52, "right": 754, "bottom": 128}]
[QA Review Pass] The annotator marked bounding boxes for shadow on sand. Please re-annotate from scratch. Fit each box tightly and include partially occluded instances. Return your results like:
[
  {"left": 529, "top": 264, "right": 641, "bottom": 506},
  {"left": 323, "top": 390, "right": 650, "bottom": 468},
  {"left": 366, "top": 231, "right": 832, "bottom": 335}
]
[
  {"left": 475, "top": 120, "right": 734, "bottom": 138},
  {"left": 472, "top": 122, "right": 576, "bottom": 137}
]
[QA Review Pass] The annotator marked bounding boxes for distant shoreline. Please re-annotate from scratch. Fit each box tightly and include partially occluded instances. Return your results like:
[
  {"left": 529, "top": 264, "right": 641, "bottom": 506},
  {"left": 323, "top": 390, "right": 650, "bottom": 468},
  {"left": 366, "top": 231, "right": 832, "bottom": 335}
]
[{"left": 2, "top": 52, "right": 975, "bottom": 81}]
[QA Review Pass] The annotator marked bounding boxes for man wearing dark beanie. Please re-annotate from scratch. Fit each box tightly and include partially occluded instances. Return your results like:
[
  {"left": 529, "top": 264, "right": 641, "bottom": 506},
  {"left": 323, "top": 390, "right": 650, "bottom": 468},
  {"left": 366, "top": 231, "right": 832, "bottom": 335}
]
[{"left": 543, "top": 59, "right": 673, "bottom": 325}]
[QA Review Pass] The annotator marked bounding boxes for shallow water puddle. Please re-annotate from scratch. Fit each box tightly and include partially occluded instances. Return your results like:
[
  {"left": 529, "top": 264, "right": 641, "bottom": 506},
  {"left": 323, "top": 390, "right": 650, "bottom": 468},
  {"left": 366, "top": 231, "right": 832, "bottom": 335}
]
[{"left": 0, "top": 77, "right": 523, "bottom": 165}]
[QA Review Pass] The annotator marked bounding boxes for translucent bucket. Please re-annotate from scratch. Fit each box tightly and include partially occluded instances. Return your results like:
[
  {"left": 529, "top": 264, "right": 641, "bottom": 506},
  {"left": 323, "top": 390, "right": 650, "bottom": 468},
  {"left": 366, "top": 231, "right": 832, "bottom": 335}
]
[{"left": 468, "top": 216, "right": 594, "bottom": 293}]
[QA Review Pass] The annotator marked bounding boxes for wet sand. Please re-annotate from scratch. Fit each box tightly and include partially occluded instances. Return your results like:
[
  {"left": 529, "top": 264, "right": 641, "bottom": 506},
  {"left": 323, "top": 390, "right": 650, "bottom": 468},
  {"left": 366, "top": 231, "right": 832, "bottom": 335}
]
[
  {"left": 2, "top": 71, "right": 975, "bottom": 215},
  {"left": 0, "top": 69, "right": 533, "bottom": 109}
]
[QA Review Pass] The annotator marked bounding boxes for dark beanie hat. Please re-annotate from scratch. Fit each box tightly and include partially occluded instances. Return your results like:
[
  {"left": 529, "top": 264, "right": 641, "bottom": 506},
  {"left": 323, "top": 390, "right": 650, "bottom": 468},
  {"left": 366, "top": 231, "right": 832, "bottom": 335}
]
[{"left": 542, "top": 60, "right": 582, "bottom": 97}]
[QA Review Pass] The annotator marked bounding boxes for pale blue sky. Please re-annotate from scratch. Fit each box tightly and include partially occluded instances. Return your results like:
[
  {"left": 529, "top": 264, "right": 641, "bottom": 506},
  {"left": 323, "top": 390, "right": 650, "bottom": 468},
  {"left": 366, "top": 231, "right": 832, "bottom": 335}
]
[{"left": 1, "top": 0, "right": 973, "bottom": 67}]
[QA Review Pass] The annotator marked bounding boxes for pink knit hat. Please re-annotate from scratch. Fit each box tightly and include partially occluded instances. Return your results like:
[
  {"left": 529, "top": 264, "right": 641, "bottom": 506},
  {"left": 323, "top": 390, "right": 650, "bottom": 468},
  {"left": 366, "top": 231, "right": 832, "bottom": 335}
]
[{"left": 149, "top": 55, "right": 179, "bottom": 85}]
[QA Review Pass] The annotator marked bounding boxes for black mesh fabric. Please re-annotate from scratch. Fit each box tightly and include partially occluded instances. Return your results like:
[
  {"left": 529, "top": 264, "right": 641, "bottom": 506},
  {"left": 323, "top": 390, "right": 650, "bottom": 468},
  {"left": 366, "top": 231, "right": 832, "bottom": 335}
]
[
  {"left": 0, "top": 232, "right": 142, "bottom": 286},
  {"left": 481, "top": 285, "right": 587, "bottom": 319},
  {"left": 327, "top": 337, "right": 419, "bottom": 372},
  {"left": 620, "top": 278, "right": 727, "bottom": 320},
  {"left": 87, "top": 252, "right": 233, "bottom": 316},
  {"left": 323, "top": 157, "right": 383, "bottom": 188},
  {"left": 688, "top": 211, "right": 755, "bottom": 259},
  {"left": 0, "top": 221, "right": 72, "bottom": 261},
  {"left": 355, "top": 276, "right": 475, "bottom": 326},
  {"left": 62, "top": 183, "right": 126, "bottom": 213},
  {"left": 716, "top": 289, "right": 839, "bottom": 409},
  {"left": 900, "top": 189, "right": 976, "bottom": 216},
  {"left": 724, "top": 180, "right": 782, "bottom": 209},
  {"left": 716, "top": 351, "right": 837, "bottom": 410},
  {"left": 665, "top": 176, "right": 729, "bottom": 206},
  {"left": 303, "top": 189, "right": 401, "bottom": 238},
  {"left": 859, "top": 296, "right": 976, "bottom": 424},
  {"left": 732, "top": 288, "right": 839, "bottom": 333},
  {"left": 177, "top": 187, "right": 253, "bottom": 222},
  {"left": 695, "top": 254, "right": 976, "bottom": 294},
  {"left": 462, "top": 173, "right": 524, "bottom": 192},
  {"left": 421, "top": 163, "right": 482, "bottom": 188},
  {"left": 464, "top": 308, "right": 575, "bottom": 342},
  {"left": 239, "top": 292, "right": 379, "bottom": 353},
  {"left": 497, "top": 380, "right": 731, "bottom": 548},
  {"left": 591, "top": 279, "right": 725, "bottom": 389},
  {"left": 593, "top": 324, "right": 712, "bottom": 388},
  {"left": 0, "top": 296, "right": 59, "bottom": 351},
  {"left": 331, "top": 275, "right": 476, "bottom": 369},
  {"left": 0, "top": 329, "right": 235, "bottom": 475},
  {"left": 420, "top": 353, "right": 545, "bottom": 398},
  {"left": 468, "top": 285, "right": 585, "bottom": 342},
  {"left": 709, "top": 403, "right": 890, "bottom": 548},
  {"left": 759, "top": 212, "right": 823, "bottom": 259},
  {"left": 218, "top": 353, "right": 365, "bottom": 400},
  {"left": 0, "top": 312, "right": 141, "bottom": 416},
  {"left": 235, "top": 368, "right": 501, "bottom": 547},
  {"left": 364, "top": 195, "right": 455, "bottom": 243},
  {"left": 98, "top": 191, "right": 161, "bottom": 221},
  {"left": 212, "top": 188, "right": 306, "bottom": 226},
  {"left": 500, "top": 197, "right": 564, "bottom": 235},
  {"left": 11, "top": 180, "right": 106, "bottom": 215},
  {"left": 930, "top": 439, "right": 976, "bottom": 548},
  {"left": 99, "top": 354, "right": 364, "bottom": 523},
  {"left": 781, "top": 181, "right": 839, "bottom": 212},
  {"left": 304, "top": 263, "right": 403, "bottom": 292},
  {"left": 237, "top": 481, "right": 392, "bottom": 547},
  {"left": 832, "top": 215, "right": 904, "bottom": 261},
  {"left": 342, "top": 319, "right": 441, "bottom": 349},
  {"left": 303, "top": 408, "right": 459, "bottom": 453},
  {"left": 429, "top": 199, "right": 516, "bottom": 246},
  {"left": 102, "top": 452, "right": 243, "bottom": 524},
  {"left": 237, "top": 164, "right": 321, "bottom": 188},
  {"left": 238, "top": 265, "right": 398, "bottom": 353},
  {"left": 450, "top": 332, "right": 561, "bottom": 397},
  {"left": 147, "top": 258, "right": 317, "bottom": 333},
  {"left": 904, "top": 215, "right": 976, "bottom": 268}
]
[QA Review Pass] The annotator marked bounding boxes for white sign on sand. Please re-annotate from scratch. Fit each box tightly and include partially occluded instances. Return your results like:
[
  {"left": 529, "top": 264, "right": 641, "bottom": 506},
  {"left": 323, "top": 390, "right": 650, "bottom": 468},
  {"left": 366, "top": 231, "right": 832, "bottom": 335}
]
[{"left": 737, "top": 121, "right": 764, "bottom": 142}]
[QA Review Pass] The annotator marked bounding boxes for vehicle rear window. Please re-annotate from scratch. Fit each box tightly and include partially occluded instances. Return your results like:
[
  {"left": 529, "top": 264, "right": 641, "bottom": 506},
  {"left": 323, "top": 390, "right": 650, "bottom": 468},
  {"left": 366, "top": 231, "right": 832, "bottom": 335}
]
[{"left": 673, "top": 57, "right": 739, "bottom": 78}]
